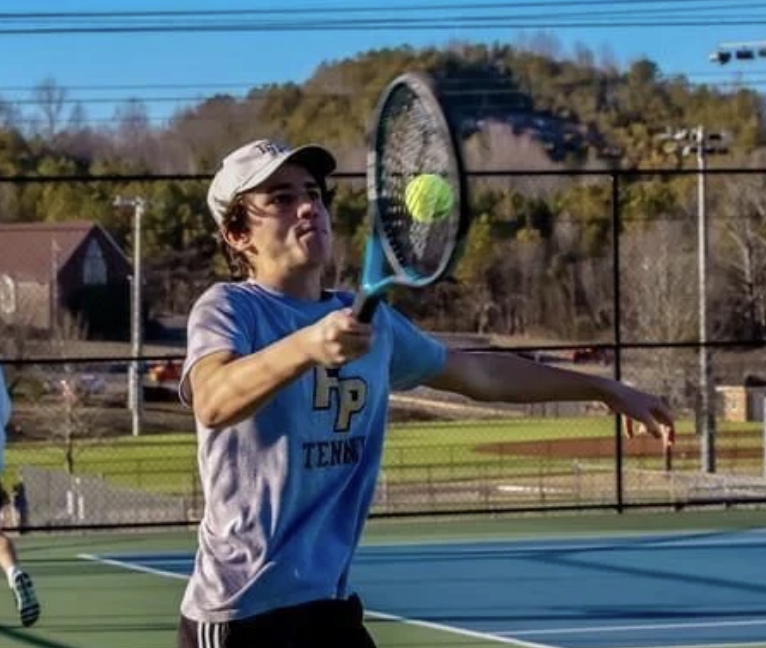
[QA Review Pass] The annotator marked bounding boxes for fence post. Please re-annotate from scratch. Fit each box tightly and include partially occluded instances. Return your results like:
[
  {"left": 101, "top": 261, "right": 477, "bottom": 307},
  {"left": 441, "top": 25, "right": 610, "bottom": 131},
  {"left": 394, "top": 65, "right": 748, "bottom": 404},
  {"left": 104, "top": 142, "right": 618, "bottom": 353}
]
[{"left": 611, "top": 171, "right": 624, "bottom": 512}]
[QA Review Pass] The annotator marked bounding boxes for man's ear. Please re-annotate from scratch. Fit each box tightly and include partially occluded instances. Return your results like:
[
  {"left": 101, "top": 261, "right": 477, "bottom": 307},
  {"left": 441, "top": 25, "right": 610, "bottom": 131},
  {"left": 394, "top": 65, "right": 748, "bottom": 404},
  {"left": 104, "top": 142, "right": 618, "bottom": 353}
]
[{"left": 221, "top": 227, "right": 252, "bottom": 252}]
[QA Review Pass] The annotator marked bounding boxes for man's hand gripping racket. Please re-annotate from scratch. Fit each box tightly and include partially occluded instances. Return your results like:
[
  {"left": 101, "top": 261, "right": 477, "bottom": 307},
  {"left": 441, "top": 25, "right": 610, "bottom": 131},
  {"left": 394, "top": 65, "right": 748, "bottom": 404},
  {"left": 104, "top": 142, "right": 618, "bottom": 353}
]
[
  {"left": 352, "top": 72, "right": 471, "bottom": 322},
  {"left": 615, "top": 387, "right": 676, "bottom": 472}
]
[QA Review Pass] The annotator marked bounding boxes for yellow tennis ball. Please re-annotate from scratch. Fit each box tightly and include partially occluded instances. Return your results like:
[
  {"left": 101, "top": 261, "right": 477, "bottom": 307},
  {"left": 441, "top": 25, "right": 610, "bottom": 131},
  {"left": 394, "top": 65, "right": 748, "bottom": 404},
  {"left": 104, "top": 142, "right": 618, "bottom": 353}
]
[{"left": 404, "top": 174, "right": 453, "bottom": 224}]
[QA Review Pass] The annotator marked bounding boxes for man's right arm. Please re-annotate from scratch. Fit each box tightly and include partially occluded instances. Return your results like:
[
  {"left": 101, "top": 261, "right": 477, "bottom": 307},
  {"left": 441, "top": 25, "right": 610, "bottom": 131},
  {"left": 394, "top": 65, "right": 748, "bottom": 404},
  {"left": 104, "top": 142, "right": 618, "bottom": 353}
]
[
  {"left": 188, "top": 309, "right": 373, "bottom": 430},
  {"left": 188, "top": 330, "right": 317, "bottom": 430}
]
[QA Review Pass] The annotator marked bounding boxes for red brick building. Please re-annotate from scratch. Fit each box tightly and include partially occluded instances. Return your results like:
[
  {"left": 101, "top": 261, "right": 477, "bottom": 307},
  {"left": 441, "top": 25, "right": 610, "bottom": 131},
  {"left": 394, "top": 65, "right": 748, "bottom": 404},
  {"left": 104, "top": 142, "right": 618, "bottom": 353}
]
[{"left": 0, "top": 221, "right": 131, "bottom": 339}]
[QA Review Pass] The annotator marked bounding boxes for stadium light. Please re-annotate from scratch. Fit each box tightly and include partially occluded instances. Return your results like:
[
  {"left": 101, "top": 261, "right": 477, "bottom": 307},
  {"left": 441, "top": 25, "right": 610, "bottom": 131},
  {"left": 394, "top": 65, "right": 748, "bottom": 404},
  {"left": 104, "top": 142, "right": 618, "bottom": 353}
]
[
  {"left": 710, "top": 40, "right": 766, "bottom": 65},
  {"left": 709, "top": 50, "right": 732, "bottom": 65},
  {"left": 113, "top": 196, "right": 146, "bottom": 438}
]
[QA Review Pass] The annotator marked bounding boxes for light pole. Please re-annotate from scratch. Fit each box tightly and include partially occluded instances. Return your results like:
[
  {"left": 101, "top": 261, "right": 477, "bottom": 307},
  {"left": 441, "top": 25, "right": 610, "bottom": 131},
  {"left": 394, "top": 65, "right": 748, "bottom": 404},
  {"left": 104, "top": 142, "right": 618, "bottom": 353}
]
[
  {"left": 114, "top": 196, "right": 146, "bottom": 438},
  {"left": 692, "top": 127, "right": 715, "bottom": 474},
  {"left": 50, "top": 238, "right": 60, "bottom": 332},
  {"left": 658, "top": 127, "right": 729, "bottom": 473}
]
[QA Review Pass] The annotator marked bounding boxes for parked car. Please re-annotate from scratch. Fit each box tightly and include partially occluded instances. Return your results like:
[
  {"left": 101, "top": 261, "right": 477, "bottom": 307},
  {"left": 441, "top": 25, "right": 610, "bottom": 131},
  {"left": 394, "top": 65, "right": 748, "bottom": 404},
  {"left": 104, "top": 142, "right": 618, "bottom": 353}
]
[
  {"left": 144, "top": 360, "right": 182, "bottom": 402},
  {"left": 45, "top": 371, "right": 107, "bottom": 398},
  {"left": 147, "top": 360, "right": 182, "bottom": 384}
]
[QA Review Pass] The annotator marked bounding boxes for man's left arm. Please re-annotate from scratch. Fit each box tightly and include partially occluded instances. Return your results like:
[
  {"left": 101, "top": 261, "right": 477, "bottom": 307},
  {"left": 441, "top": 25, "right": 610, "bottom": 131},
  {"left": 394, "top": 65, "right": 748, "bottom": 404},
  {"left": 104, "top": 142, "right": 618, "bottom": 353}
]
[{"left": 424, "top": 350, "right": 674, "bottom": 441}]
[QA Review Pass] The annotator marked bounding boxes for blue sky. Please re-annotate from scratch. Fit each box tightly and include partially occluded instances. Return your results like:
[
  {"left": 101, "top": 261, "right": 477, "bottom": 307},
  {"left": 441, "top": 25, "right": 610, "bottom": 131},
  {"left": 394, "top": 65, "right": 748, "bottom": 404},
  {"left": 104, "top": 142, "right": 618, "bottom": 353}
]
[{"left": 2, "top": 0, "right": 765, "bottom": 127}]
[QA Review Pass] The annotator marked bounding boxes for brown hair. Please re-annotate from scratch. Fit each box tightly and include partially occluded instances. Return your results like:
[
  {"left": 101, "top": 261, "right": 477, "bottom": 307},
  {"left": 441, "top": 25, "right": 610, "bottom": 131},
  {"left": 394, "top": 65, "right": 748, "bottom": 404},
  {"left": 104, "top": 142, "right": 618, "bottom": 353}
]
[{"left": 218, "top": 196, "right": 251, "bottom": 281}]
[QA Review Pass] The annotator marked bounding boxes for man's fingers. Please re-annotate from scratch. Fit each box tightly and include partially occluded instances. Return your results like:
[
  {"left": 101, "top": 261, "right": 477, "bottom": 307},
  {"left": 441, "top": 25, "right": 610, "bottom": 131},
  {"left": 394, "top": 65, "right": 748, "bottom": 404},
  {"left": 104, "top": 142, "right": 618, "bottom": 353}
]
[
  {"left": 651, "top": 422, "right": 675, "bottom": 448},
  {"left": 623, "top": 417, "right": 675, "bottom": 448}
]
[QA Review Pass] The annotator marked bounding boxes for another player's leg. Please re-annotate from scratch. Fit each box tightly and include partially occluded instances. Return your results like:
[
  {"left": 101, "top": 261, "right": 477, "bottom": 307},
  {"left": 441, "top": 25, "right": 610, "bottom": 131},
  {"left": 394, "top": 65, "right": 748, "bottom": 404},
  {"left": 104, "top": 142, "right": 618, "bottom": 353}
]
[{"left": 0, "top": 532, "right": 40, "bottom": 627}]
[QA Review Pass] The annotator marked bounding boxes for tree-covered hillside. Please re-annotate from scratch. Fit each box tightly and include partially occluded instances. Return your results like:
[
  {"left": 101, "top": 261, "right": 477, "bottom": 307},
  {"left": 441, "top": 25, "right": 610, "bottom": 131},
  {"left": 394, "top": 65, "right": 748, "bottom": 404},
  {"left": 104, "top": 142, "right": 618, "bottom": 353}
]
[{"left": 1, "top": 42, "right": 764, "bottom": 346}]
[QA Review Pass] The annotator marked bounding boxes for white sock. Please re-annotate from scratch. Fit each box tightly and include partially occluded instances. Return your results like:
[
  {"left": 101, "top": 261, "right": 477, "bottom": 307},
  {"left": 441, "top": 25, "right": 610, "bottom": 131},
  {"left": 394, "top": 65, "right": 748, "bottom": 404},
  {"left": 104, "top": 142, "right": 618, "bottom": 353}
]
[{"left": 6, "top": 565, "right": 20, "bottom": 588}]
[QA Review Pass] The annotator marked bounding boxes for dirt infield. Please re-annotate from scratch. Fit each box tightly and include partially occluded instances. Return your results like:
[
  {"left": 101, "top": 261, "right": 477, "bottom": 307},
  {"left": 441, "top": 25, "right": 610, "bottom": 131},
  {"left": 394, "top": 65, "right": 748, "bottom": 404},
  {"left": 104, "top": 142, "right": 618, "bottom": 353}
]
[{"left": 475, "top": 430, "right": 763, "bottom": 460}]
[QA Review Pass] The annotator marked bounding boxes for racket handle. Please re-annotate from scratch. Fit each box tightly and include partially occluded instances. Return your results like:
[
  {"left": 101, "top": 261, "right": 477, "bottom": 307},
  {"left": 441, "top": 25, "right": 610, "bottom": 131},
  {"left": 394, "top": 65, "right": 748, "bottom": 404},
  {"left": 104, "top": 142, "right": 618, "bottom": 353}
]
[
  {"left": 664, "top": 444, "right": 673, "bottom": 472},
  {"left": 352, "top": 292, "right": 381, "bottom": 323}
]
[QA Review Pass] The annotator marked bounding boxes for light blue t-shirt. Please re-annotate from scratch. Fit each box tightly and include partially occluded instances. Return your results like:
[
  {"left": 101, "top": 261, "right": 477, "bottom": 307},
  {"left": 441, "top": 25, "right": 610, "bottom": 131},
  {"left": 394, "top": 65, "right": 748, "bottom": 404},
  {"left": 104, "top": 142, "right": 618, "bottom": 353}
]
[{"left": 180, "top": 281, "right": 446, "bottom": 623}]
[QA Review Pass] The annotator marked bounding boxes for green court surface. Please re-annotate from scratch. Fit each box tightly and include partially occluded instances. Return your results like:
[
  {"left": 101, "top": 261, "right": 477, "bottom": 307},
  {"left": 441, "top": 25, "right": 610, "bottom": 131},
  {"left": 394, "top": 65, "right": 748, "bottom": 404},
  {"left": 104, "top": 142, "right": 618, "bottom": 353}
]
[{"left": 0, "top": 508, "right": 765, "bottom": 648}]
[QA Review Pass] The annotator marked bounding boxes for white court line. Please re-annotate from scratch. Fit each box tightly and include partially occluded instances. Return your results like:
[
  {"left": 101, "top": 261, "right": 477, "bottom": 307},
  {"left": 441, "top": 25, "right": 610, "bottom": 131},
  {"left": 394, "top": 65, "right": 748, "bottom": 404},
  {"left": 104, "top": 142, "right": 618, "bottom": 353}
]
[
  {"left": 81, "top": 534, "right": 766, "bottom": 648},
  {"left": 78, "top": 553, "right": 187, "bottom": 580},
  {"left": 78, "top": 552, "right": 561, "bottom": 648},
  {"left": 629, "top": 643, "right": 766, "bottom": 648},
  {"left": 366, "top": 609, "right": 560, "bottom": 648},
  {"left": 500, "top": 618, "right": 766, "bottom": 636},
  {"left": 497, "top": 485, "right": 570, "bottom": 494},
  {"left": 361, "top": 528, "right": 766, "bottom": 551}
]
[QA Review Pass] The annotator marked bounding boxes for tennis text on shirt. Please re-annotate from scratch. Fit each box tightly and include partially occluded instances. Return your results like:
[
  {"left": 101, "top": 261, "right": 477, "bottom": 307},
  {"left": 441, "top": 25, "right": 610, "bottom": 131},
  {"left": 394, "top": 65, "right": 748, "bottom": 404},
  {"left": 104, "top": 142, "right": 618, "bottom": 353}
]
[{"left": 303, "top": 366, "right": 368, "bottom": 469}]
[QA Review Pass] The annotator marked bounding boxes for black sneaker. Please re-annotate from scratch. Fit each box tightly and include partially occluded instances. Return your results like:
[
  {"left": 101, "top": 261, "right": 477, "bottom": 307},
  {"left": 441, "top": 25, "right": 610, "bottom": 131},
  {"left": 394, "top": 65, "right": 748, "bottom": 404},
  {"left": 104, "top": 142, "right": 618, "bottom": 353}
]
[{"left": 11, "top": 571, "right": 40, "bottom": 627}]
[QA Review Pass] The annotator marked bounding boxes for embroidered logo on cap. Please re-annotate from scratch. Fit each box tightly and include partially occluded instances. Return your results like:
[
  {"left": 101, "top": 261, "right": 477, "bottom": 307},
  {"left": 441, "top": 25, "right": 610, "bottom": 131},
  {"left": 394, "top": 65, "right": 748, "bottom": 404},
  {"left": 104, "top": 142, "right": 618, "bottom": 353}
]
[{"left": 252, "top": 141, "right": 290, "bottom": 157}]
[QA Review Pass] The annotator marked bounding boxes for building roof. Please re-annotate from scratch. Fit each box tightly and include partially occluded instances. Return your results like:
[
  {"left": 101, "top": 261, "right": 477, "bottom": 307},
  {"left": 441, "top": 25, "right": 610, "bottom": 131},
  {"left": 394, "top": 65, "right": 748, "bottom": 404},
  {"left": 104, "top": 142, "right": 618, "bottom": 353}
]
[{"left": 0, "top": 220, "right": 126, "bottom": 282}]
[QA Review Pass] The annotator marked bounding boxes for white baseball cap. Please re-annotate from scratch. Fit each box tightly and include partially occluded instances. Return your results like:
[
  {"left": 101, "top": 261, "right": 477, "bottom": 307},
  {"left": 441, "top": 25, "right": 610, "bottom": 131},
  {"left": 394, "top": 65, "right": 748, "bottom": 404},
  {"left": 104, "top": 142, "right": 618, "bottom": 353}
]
[{"left": 207, "top": 139, "right": 337, "bottom": 225}]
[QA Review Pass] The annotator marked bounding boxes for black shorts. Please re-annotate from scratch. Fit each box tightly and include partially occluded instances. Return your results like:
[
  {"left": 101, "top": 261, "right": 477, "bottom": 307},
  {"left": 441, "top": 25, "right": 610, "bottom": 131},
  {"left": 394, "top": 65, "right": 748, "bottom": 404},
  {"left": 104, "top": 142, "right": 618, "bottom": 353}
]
[{"left": 178, "top": 594, "right": 378, "bottom": 648}]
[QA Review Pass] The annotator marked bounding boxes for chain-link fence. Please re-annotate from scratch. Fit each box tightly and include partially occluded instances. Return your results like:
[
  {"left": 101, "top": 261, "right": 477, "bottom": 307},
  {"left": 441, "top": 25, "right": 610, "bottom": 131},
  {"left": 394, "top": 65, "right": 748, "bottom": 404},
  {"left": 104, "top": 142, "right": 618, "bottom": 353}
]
[{"left": 2, "top": 167, "right": 766, "bottom": 530}]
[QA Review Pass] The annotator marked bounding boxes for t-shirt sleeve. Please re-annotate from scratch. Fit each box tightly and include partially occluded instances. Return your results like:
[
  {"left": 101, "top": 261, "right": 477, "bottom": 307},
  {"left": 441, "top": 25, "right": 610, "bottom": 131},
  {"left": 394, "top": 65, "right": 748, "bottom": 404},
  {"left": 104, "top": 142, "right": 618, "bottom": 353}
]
[
  {"left": 179, "top": 285, "right": 253, "bottom": 405},
  {"left": 385, "top": 305, "right": 447, "bottom": 391}
]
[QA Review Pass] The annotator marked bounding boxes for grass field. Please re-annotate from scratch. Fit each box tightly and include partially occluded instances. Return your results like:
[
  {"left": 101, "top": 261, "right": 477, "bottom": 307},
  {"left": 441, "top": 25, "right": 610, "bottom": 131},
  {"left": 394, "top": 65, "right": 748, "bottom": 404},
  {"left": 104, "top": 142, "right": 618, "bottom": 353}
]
[
  {"left": 4, "top": 418, "right": 617, "bottom": 493},
  {"left": 4, "top": 418, "right": 763, "bottom": 495}
]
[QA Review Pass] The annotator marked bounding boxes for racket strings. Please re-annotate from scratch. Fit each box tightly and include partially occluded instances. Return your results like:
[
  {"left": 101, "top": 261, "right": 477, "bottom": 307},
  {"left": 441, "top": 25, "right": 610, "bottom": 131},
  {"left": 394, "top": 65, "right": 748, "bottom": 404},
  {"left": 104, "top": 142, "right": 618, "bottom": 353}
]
[{"left": 377, "top": 85, "right": 460, "bottom": 280}]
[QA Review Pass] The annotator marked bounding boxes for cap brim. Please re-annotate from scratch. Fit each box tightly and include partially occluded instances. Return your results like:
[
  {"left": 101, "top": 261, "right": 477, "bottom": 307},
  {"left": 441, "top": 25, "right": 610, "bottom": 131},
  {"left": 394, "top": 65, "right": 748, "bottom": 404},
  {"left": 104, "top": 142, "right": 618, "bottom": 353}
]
[{"left": 237, "top": 144, "right": 337, "bottom": 195}]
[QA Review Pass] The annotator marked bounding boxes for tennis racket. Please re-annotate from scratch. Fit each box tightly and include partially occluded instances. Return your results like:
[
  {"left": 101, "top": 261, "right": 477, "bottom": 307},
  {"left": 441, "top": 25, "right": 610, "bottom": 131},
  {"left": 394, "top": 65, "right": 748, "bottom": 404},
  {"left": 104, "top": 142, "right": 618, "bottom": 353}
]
[{"left": 351, "top": 72, "right": 471, "bottom": 322}]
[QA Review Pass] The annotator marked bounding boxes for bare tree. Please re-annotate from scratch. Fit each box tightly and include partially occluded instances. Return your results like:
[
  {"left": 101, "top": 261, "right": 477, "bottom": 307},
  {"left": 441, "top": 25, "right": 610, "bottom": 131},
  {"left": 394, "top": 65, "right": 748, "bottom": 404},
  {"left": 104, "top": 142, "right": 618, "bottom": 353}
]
[
  {"left": 717, "top": 174, "right": 766, "bottom": 338},
  {"left": 30, "top": 313, "right": 109, "bottom": 474},
  {"left": 503, "top": 235, "right": 546, "bottom": 334},
  {"left": 620, "top": 218, "right": 698, "bottom": 405},
  {"left": 0, "top": 98, "right": 20, "bottom": 130},
  {"left": 519, "top": 30, "right": 562, "bottom": 59},
  {"left": 598, "top": 44, "right": 620, "bottom": 73},
  {"left": 33, "top": 77, "right": 67, "bottom": 139},
  {"left": 572, "top": 41, "right": 596, "bottom": 69},
  {"left": 66, "top": 102, "right": 88, "bottom": 132},
  {"left": 113, "top": 98, "right": 156, "bottom": 167}
]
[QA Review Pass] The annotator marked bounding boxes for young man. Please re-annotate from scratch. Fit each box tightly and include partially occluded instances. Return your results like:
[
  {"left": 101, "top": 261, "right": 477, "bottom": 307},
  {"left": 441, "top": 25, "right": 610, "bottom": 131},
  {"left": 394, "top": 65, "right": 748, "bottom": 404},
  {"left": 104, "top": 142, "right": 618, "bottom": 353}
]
[
  {"left": 0, "top": 366, "right": 40, "bottom": 627},
  {"left": 178, "top": 139, "right": 674, "bottom": 648}
]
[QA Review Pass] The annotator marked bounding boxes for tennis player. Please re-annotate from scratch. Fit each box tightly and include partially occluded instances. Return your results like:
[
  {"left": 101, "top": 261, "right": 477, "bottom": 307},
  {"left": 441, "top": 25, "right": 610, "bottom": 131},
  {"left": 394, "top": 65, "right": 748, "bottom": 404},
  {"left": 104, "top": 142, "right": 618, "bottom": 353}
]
[
  {"left": 0, "top": 365, "right": 40, "bottom": 627},
  {"left": 177, "top": 139, "right": 674, "bottom": 648}
]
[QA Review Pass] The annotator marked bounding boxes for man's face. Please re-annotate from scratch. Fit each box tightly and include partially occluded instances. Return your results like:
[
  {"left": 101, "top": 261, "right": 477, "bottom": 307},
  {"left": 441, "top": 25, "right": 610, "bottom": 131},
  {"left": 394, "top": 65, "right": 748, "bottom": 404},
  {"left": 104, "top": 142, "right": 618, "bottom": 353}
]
[{"left": 238, "top": 163, "right": 333, "bottom": 274}]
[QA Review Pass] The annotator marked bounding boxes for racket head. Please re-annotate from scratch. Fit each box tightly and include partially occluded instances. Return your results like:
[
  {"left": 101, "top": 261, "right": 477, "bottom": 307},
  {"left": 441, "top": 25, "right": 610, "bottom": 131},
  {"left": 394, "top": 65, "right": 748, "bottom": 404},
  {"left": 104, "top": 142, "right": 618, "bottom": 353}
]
[{"left": 363, "top": 72, "right": 469, "bottom": 298}]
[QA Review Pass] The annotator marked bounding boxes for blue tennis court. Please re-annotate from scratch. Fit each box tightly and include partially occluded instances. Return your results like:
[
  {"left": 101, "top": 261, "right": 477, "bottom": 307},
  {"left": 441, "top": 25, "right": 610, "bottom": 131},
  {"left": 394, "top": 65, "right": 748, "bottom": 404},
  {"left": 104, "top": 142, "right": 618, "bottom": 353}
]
[{"left": 85, "top": 527, "right": 766, "bottom": 648}]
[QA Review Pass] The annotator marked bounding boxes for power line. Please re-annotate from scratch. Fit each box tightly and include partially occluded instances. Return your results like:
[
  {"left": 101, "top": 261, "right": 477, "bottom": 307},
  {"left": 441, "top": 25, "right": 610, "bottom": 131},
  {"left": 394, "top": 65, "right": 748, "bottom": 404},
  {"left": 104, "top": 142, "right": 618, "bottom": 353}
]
[
  {"left": 0, "top": 82, "right": 262, "bottom": 94},
  {"left": 0, "top": 68, "right": 760, "bottom": 97},
  {"left": 2, "top": 95, "right": 241, "bottom": 106},
  {"left": 1, "top": 0, "right": 763, "bottom": 18},
  {"left": 0, "top": 4, "right": 764, "bottom": 35},
  {"left": 1, "top": 20, "right": 765, "bottom": 36}
]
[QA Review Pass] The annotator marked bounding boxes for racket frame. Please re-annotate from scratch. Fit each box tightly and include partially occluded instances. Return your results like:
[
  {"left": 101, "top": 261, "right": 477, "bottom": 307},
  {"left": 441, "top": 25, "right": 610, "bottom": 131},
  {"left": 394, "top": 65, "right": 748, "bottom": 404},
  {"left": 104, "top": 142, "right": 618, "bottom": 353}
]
[{"left": 354, "top": 72, "right": 469, "bottom": 321}]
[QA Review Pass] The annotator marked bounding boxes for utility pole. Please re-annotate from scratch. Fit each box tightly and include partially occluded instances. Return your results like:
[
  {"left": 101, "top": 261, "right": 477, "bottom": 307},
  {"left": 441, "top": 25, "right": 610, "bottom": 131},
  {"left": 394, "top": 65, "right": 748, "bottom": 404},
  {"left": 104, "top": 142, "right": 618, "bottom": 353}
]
[
  {"left": 114, "top": 196, "right": 146, "bottom": 438},
  {"left": 658, "top": 127, "right": 729, "bottom": 473}
]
